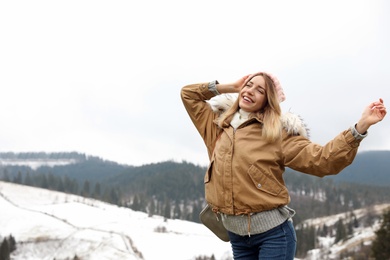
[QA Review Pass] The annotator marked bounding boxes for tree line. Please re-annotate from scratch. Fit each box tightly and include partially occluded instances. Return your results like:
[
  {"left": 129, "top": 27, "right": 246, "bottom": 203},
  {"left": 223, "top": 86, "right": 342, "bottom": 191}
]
[
  {"left": 0, "top": 165, "right": 204, "bottom": 222},
  {"left": 1, "top": 160, "right": 390, "bottom": 225}
]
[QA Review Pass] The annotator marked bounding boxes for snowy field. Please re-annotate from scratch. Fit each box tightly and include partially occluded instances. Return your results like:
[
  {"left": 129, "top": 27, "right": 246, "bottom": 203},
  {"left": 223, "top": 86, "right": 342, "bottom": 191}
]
[
  {"left": 2, "top": 180, "right": 389, "bottom": 260},
  {"left": 0, "top": 181, "right": 232, "bottom": 260}
]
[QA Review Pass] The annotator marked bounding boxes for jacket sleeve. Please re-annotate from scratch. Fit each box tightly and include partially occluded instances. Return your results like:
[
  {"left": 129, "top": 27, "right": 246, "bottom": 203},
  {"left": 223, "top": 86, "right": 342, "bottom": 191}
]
[
  {"left": 282, "top": 129, "right": 362, "bottom": 177},
  {"left": 181, "top": 83, "right": 221, "bottom": 159}
]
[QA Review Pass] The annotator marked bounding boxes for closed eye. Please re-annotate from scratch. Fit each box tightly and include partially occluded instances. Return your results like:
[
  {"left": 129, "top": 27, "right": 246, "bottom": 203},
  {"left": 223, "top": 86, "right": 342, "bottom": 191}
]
[
  {"left": 257, "top": 87, "right": 265, "bottom": 94},
  {"left": 245, "top": 82, "right": 266, "bottom": 94}
]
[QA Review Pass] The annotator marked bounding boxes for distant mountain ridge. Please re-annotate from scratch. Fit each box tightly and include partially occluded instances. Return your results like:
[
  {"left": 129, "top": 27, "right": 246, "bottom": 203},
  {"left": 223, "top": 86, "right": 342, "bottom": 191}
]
[
  {"left": 0, "top": 150, "right": 388, "bottom": 186},
  {"left": 0, "top": 151, "right": 86, "bottom": 161},
  {"left": 0, "top": 151, "right": 130, "bottom": 182},
  {"left": 326, "top": 150, "right": 390, "bottom": 186}
]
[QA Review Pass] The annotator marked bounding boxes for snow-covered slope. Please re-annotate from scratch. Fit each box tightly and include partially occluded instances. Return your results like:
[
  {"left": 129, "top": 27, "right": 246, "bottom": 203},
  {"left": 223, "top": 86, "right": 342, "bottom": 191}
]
[
  {"left": 2, "top": 180, "right": 389, "bottom": 260},
  {"left": 0, "top": 181, "right": 232, "bottom": 260},
  {"left": 0, "top": 158, "right": 77, "bottom": 170},
  {"left": 301, "top": 203, "right": 390, "bottom": 260}
]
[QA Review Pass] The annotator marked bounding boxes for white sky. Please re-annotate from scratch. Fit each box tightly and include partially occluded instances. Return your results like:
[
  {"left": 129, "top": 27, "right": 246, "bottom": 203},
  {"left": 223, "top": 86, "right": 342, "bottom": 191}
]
[{"left": 1, "top": 0, "right": 389, "bottom": 166}]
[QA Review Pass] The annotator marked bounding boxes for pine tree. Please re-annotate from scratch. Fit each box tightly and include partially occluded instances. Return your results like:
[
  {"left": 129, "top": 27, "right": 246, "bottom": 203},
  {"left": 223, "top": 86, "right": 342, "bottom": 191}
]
[
  {"left": 132, "top": 195, "right": 140, "bottom": 211},
  {"left": 191, "top": 201, "right": 201, "bottom": 223},
  {"left": 295, "top": 224, "right": 316, "bottom": 257},
  {"left": 109, "top": 187, "right": 120, "bottom": 205},
  {"left": 148, "top": 199, "right": 156, "bottom": 217},
  {"left": 335, "top": 218, "right": 347, "bottom": 243},
  {"left": 47, "top": 173, "right": 57, "bottom": 190},
  {"left": 157, "top": 200, "right": 163, "bottom": 216},
  {"left": 2, "top": 170, "right": 10, "bottom": 182},
  {"left": 163, "top": 198, "right": 171, "bottom": 219},
  {"left": 39, "top": 173, "right": 49, "bottom": 189},
  {"left": 56, "top": 177, "right": 65, "bottom": 192},
  {"left": 173, "top": 200, "right": 181, "bottom": 219},
  {"left": 13, "top": 171, "right": 23, "bottom": 184},
  {"left": 371, "top": 209, "right": 390, "bottom": 259},
  {"left": 24, "top": 172, "right": 33, "bottom": 186},
  {"left": 0, "top": 238, "right": 10, "bottom": 260},
  {"left": 93, "top": 182, "right": 101, "bottom": 199},
  {"left": 82, "top": 180, "right": 90, "bottom": 197},
  {"left": 7, "top": 235, "right": 16, "bottom": 252}
]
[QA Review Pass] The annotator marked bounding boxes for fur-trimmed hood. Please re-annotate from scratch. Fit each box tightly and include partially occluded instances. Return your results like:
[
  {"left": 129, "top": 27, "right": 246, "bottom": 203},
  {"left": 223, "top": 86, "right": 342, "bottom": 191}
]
[{"left": 207, "top": 94, "right": 310, "bottom": 138}]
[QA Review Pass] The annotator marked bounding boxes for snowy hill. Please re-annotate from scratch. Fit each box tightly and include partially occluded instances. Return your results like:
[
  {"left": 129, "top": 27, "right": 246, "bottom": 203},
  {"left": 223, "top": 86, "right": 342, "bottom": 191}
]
[
  {"left": 300, "top": 203, "right": 390, "bottom": 259},
  {"left": 0, "top": 181, "right": 232, "bottom": 260},
  {"left": 1, "top": 180, "right": 389, "bottom": 260}
]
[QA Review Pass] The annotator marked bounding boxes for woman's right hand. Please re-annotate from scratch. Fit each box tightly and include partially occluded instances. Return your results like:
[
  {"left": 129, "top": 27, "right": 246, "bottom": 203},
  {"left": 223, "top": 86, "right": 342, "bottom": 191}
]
[
  {"left": 233, "top": 75, "right": 250, "bottom": 91},
  {"left": 216, "top": 74, "right": 251, "bottom": 94}
]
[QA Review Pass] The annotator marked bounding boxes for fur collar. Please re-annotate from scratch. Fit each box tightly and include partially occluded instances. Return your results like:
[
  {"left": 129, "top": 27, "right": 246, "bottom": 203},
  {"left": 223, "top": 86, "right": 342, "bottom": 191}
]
[{"left": 207, "top": 94, "right": 310, "bottom": 138}]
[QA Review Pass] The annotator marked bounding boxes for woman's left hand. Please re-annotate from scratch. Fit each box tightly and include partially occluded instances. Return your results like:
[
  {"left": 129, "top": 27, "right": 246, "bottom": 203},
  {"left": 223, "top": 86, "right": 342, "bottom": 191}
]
[{"left": 356, "top": 98, "right": 387, "bottom": 134}]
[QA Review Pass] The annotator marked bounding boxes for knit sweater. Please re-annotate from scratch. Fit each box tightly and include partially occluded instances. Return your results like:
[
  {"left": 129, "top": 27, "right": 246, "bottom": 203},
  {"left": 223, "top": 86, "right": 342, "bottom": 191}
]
[{"left": 221, "top": 206, "right": 295, "bottom": 236}]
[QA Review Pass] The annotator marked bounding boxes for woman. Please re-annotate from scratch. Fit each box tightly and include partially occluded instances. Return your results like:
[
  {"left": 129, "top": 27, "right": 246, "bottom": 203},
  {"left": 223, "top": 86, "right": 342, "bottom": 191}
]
[{"left": 181, "top": 72, "right": 386, "bottom": 259}]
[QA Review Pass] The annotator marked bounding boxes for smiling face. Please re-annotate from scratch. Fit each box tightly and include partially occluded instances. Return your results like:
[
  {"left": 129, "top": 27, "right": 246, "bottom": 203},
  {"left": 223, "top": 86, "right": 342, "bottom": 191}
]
[{"left": 238, "top": 75, "right": 268, "bottom": 113}]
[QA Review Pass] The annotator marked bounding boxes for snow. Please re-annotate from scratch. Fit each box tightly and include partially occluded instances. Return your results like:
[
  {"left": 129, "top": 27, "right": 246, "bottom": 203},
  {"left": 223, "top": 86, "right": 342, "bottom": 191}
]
[
  {"left": 2, "top": 180, "right": 389, "bottom": 260},
  {"left": 301, "top": 203, "right": 390, "bottom": 260},
  {"left": 0, "top": 181, "right": 232, "bottom": 260},
  {"left": 0, "top": 159, "right": 77, "bottom": 170},
  {"left": 300, "top": 204, "right": 390, "bottom": 229}
]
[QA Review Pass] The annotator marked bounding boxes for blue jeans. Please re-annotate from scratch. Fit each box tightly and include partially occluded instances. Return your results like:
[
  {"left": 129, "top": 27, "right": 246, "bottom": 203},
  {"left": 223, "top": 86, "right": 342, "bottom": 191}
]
[{"left": 228, "top": 220, "right": 297, "bottom": 260}]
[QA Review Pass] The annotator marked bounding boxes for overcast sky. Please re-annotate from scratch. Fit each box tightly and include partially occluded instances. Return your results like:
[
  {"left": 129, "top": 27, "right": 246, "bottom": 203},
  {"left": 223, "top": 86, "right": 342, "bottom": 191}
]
[{"left": 1, "top": 0, "right": 389, "bottom": 166}]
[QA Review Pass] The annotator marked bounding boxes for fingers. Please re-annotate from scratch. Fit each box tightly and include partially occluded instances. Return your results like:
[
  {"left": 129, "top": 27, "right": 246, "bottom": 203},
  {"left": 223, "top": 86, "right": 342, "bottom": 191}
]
[
  {"left": 374, "top": 98, "right": 384, "bottom": 107},
  {"left": 371, "top": 99, "right": 387, "bottom": 120},
  {"left": 371, "top": 98, "right": 386, "bottom": 110},
  {"left": 242, "top": 74, "right": 250, "bottom": 81}
]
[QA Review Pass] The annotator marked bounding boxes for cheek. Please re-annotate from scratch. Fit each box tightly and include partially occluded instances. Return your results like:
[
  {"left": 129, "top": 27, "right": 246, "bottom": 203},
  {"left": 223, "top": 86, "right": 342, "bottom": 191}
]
[{"left": 256, "top": 96, "right": 267, "bottom": 108}]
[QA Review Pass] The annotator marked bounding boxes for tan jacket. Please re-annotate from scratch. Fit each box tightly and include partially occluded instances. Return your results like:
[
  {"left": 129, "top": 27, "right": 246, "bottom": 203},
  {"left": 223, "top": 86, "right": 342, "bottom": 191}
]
[{"left": 181, "top": 83, "right": 362, "bottom": 215}]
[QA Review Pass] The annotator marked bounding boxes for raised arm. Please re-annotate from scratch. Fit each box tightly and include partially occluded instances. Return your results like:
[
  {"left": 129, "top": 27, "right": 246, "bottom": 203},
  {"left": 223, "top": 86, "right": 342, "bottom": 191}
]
[
  {"left": 283, "top": 98, "right": 387, "bottom": 176},
  {"left": 213, "top": 75, "right": 249, "bottom": 94}
]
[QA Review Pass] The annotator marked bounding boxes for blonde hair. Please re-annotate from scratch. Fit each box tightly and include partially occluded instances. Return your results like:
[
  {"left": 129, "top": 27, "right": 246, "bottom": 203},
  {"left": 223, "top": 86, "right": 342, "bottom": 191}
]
[{"left": 217, "top": 73, "right": 282, "bottom": 142}]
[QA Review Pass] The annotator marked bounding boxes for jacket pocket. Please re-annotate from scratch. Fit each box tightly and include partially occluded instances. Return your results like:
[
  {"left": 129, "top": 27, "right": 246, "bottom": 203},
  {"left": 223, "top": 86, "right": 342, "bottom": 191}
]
[{"left": 247, "top": 165, "right": 283, "bottom": 196}]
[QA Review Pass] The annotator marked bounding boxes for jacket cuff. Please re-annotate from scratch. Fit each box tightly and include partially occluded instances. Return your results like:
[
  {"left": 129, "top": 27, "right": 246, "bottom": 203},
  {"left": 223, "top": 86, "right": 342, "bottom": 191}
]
[
  {"left": 343, "top": 129, "right": 362, "bottom": 148},
  {"left": 208, "top": 80, "right": 220, "bottom": 95},
  {"left": 350, "top": 124, "right": 368, "bottom": 140}
]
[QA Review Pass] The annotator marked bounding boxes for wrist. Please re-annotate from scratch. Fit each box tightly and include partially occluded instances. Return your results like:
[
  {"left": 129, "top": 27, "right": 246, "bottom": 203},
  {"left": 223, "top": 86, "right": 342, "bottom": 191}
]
[
  {"left": 355, "top": 120, "right": 369, "bottom": 135},
  {"left": 351, "top": 123, "right": 368, "bottom": 140},
  {"left": 216, "top": 83, "right": 239, "bottom": 94}
]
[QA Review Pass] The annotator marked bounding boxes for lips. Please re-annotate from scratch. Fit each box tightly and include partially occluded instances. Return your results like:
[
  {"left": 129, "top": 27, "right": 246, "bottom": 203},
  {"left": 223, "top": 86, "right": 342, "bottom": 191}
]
[{"left": 243, "top": 96, "right": 253, "bottom": 103}]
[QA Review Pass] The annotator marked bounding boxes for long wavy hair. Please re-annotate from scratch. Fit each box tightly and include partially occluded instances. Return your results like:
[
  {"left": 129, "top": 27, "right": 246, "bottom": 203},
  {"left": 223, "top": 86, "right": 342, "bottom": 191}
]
[{"left": 217, "top": 73, "right": 282, "bottom": 142}]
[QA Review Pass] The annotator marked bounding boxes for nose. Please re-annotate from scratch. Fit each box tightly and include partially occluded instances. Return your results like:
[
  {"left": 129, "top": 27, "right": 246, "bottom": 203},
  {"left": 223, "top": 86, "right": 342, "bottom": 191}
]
[{"left": 247, "top": 86, "right": 255, "bottom": 95}]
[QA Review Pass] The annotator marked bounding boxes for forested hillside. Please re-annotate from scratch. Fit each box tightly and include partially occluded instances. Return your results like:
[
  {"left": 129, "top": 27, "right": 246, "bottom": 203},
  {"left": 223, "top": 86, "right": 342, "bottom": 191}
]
[{"left": 327, "top": 150, "right": 390, "bottom": 186}]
